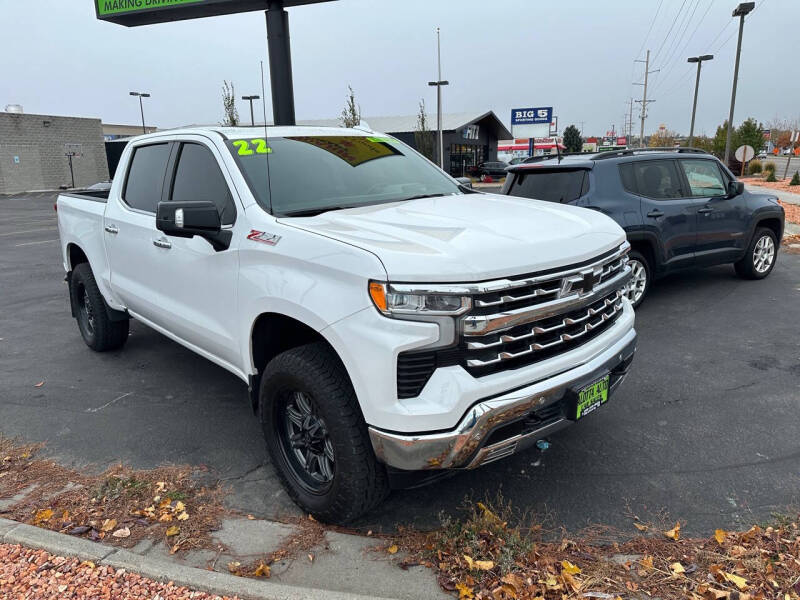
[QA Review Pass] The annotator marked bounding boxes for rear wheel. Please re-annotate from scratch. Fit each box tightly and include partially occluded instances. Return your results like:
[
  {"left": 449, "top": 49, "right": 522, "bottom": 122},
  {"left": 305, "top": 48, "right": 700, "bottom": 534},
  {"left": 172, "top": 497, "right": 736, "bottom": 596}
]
[
  {"left": 735, "top": 227, "right": 777, "bottom": 279},
  {"left": 70, "top": 263, "right": 129, "bottom": 351},
  {"left": 259, "top": 342, "right": 389, "bottom": 524},
  {"left": 625, "top": 250, "right": 651, "bottom": 308}
]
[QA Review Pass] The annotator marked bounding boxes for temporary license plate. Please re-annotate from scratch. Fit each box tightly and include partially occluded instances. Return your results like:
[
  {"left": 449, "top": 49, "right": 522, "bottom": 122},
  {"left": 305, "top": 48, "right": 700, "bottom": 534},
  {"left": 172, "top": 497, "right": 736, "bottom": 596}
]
[{"left": 575, "top": 375, "right": 610, "bottom": 419}]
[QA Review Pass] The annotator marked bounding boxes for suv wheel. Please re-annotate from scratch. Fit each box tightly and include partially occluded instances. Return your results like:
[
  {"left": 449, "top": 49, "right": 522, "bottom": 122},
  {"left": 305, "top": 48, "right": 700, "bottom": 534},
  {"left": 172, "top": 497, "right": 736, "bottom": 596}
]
[
  {"left": 735, "top": 227, "right": 777, "bottom": 279},
  {"left": 259, "top": 342, "right": 389, "bottom": 524},
  {"left": 625, "top": 251, "right": 650, "bottom": 308}
]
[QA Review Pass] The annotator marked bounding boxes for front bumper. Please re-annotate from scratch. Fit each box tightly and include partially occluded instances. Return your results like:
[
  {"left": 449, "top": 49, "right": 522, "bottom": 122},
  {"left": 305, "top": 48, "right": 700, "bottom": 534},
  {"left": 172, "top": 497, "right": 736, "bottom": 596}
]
[{"left": 368, "top": 327, "right": 636, "bottom": 471}]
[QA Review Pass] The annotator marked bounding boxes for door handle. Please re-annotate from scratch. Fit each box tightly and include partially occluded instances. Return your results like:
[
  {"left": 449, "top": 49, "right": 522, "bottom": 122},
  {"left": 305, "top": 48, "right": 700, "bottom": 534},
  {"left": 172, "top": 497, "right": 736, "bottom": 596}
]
[
  {"left": 697, "top": 207, "right": 714, "bottom": 214},
  {"left": 104, "top": 224, "right": 119, "bottom": 234},
  {"left": 152, "top": 238, "right": 172, "bottom": 249},
  {"left": 646, "top": 209, "right": 664, "bottom": 218}
]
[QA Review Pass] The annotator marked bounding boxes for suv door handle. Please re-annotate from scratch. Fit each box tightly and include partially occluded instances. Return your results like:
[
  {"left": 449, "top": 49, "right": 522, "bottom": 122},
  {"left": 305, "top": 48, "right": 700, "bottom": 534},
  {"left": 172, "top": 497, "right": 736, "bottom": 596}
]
[
  {"left": 152, "top": 238, "right": 172, "bottom": 249},
  {"left": 104, "top": 224, "right": 119, "bottom": 234},
  {"left": 697, "top": 207, "right": 714, "bottom": 214},
  {"left": 646, "top": 209, "right": 664, "bottom": 218}
]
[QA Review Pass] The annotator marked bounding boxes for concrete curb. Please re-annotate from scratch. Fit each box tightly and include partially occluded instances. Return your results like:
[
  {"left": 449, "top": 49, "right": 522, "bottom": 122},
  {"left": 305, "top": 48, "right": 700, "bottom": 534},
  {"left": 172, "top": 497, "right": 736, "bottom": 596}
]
[{"left": 0, "top": 517, "right": 392, "bottom": 600}]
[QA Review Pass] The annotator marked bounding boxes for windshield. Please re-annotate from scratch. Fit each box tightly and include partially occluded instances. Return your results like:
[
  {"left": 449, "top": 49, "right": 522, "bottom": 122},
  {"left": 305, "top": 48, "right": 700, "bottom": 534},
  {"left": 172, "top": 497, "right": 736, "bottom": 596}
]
[{"left": 225, "top": 135, "right": 462, "bottom": 216}]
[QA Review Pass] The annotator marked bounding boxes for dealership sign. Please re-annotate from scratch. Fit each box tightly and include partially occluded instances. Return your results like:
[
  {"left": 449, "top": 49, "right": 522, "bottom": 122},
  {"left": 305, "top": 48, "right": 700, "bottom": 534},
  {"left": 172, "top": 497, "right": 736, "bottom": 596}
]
[
  {"left": 511, "top": 107, "right": 553, "bottom": 139},
  {"left": 95, "top": 0, "right": 333, "bottom": 25}
]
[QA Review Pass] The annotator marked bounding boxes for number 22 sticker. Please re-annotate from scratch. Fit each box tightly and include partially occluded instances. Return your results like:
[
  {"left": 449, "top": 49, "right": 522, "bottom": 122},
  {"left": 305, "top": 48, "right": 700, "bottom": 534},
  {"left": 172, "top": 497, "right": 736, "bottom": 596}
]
[{"left": 233, "top": 139, "right": 271, "bottom": 156}]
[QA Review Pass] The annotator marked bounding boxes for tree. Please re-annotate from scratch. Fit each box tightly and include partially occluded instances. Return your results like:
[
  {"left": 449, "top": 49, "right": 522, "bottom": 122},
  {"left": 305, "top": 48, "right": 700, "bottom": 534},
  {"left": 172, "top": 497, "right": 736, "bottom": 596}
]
[
  {"left": 414, "top": 99, "right": 435, "bottom": 162},
  {"left": 692, "top": 135, "right": 714, "bottom": 153},
  {"left": 736, "top": 118, "right": 764, "bottom": 154},
  {"left": 711, "top": 121, "right": 731, "bottom": 159},
  {"left": 562, "top": 125, "right": 582, "bottom": 153},
  {"left": 339, "top": 85, "right": 361, "bottom": 128},
  {"left": 648, "top": 127, "right": 679, "bottom": 148},
  {"left": 220, "top": 80, "right": 239, "bottom": 127}
]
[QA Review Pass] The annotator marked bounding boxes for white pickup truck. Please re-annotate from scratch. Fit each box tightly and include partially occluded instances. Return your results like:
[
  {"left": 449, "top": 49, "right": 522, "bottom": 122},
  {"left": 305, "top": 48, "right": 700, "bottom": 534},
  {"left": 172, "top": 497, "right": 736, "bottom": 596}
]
[{"left": 57, "top": 126, "right": 637, "bottom": 523}]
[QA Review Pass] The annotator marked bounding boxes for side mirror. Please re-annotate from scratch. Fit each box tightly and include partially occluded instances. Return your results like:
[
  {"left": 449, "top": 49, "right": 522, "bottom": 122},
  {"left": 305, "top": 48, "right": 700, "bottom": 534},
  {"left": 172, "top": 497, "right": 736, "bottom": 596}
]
[
  {"left": 156, "top": 201, "right": 232, "bottom": 251},
  {"left": 728, "top": 181, "right": 744, "bottom": 197},
  {"left": 454, "top": 176, "right": 473, "bottom": 189}
]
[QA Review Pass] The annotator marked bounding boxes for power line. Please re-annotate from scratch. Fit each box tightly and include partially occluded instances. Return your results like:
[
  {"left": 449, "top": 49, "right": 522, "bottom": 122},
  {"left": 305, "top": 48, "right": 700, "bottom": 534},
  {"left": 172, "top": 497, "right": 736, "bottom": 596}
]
[
  {"left": 656, "top": 0, "right": 716, "bottom": 89},
  {"left": 635, "top": 0, "right": 665, "bottom": 60},
  {"left": 659, "top": 0, "right": 701, "bottom": 73},
  {"left": 652, "top": 0, "right": 688, "bottom": 63}
]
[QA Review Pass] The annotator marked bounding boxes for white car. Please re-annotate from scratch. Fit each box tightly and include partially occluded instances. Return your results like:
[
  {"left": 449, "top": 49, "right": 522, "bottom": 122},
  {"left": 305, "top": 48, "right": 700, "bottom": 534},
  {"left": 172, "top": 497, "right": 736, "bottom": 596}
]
[{"left": 57, "top": 127, "right": 637, "bottom": 522}]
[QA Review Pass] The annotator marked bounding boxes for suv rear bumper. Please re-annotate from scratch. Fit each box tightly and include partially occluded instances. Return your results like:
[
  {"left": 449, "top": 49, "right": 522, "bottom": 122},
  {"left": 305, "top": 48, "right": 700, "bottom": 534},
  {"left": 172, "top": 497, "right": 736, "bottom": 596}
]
[{"left": 368, "top": 327, "right": 636, "bottom": 471}]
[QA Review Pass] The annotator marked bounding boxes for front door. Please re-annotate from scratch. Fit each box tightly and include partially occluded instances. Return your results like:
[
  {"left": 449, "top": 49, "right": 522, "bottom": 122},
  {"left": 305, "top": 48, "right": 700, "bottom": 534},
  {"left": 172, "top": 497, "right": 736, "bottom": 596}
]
[
  {"left": 677, "top": 158, "right": 748, "bottom": 265},
  {"left": 623, "top": 159, "right": 701, "bottom": 269}
]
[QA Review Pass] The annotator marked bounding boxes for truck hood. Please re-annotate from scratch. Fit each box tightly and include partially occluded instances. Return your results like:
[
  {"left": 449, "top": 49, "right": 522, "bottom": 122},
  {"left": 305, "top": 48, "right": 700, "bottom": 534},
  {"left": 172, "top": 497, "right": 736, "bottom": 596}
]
[{"left": 281, "top": 193, "right": 625, "bottom": 282}]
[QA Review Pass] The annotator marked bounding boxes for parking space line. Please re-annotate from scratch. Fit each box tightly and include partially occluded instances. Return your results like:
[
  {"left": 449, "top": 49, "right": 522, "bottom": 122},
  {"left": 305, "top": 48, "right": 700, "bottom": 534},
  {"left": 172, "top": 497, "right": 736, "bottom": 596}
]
[
  {"left": 0, "top": 228, "right": 58, "bottom": 237},
  {"left": 14, "top": 239, "right": 59, "bottom": 247}
]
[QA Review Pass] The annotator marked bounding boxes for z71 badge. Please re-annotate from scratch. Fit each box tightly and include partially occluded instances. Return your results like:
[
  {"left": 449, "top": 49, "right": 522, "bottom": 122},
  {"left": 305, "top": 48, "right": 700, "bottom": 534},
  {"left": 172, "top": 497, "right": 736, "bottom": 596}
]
[{"left": 246, "top": 230, "right": 281, "bottom": 246}]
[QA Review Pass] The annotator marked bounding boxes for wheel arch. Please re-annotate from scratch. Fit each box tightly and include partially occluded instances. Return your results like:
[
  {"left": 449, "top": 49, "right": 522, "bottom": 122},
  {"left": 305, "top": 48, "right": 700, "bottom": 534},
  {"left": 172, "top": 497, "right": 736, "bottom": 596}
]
[
  {"left": 66, "top": 242, "right": 89, "bottom": 271},
  {"left": 754, "top": 216, "right": 783, "bottom": 243},
  {"left": 626, "top": 234, "right": 658, "bottom": 274}
]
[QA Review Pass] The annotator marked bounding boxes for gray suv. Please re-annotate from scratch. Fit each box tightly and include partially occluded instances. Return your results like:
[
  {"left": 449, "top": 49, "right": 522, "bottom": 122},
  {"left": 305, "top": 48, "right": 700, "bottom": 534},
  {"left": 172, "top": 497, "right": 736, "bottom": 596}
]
[{"left": 501, "top": 148, "right": 785, "bottom": 307}]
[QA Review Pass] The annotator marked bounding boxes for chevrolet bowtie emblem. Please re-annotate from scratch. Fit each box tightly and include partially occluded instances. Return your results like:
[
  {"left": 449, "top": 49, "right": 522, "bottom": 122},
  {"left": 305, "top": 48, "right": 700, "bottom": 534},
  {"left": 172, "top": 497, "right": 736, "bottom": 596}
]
[{"left": 559, "top": 265, "right": 603, "bottom": 298}]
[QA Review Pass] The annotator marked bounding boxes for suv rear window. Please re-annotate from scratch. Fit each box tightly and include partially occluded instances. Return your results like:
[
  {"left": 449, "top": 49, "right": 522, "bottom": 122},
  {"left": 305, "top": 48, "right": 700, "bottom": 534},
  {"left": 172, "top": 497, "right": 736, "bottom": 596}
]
[{"left": 507, "top": 169, "right": 589, "bottom": 203}]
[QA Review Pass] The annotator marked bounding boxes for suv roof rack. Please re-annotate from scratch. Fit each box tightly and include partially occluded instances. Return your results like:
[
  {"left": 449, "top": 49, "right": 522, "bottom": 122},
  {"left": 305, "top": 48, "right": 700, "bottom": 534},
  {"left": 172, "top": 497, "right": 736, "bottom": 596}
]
[
  {"left": 520, "top": 152, "right": 584, "bottom": 164},
  {"left": 592, "top": 147, "right": 709, "bottom": 160}
]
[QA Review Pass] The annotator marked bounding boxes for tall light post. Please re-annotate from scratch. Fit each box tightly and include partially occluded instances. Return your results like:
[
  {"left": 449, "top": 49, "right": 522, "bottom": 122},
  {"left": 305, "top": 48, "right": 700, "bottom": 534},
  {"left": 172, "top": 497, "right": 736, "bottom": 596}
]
[
  {"left": 427, "top": 27, "right": 448, "bottom": 170},
  {"left": 242, "top": 95, "right": 260, "bottom": 126},
  {"left": 686, "top": 54, "right": 713, "bottom": 147},
  {"left": 129, "top": 91, "right": 150, "bottom": 134},
  {"left": 724, "top": 2, "right": 755, "bottom": 164}
]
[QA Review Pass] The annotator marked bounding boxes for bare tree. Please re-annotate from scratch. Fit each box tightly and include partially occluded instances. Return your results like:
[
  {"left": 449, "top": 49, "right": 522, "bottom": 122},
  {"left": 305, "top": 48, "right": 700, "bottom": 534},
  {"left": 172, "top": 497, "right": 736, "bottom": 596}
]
[
  {"left": 414, "top": 99, "right": 435, "bottom": 162},
  {"left": 339, "top": 85, "right": 361, "bottom": 128},
  {"left": 221, "top": 80, "right": 239, "bottom": 127}
]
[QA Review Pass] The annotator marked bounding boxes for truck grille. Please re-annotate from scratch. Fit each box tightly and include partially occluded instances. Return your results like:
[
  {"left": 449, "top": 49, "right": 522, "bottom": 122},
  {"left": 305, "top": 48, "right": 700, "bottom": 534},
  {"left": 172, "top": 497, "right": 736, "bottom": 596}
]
[{"left": 396, "top": 244, "right": 631, "bottom": 396}]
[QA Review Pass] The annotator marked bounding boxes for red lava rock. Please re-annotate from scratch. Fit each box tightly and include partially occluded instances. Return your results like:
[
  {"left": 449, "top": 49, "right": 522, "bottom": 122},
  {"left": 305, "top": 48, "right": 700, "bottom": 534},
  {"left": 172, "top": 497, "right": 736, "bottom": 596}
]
[{"left": 0, "top": 543, "right": 240, "bottom": 599}]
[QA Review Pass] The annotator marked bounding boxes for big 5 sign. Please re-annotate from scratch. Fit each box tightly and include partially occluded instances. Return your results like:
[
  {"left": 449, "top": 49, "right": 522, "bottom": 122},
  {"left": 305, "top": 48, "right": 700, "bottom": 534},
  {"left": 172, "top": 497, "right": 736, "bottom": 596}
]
[{"left": 511, "top": 107, "right": 553, "bottom": 125}]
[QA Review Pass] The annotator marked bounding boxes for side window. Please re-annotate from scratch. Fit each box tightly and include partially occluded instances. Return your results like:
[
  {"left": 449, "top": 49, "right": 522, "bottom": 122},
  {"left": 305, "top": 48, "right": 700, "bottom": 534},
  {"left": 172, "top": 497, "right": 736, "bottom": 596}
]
[
  {"left": 679, "top": 159, "right": 727, "bottom": 197},
  {"left": 618, "top": 163, "right": 637, "bottom": 194},
  {"left": 630, "top": 160, "right": 684, "bottom": 200},
  {"left": 123, "top": 143, "right": 171, "bottom": 213},
  {"left": 170, "top": 143, "right": 236, "bottom": 225}
]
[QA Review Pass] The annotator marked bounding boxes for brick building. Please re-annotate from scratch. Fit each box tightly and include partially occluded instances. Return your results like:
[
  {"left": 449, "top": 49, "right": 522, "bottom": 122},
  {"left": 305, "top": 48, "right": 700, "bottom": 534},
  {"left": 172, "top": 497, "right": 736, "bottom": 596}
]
[{"left": 0, "top": 111, "right": 109, "bottom": 194}]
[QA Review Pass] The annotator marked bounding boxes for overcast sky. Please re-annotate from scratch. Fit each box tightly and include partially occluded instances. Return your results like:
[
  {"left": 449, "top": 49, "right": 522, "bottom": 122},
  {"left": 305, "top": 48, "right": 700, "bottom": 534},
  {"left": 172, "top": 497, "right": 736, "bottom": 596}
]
[{"left": 1, "top": 0, "right": 796, "bottom": 138}]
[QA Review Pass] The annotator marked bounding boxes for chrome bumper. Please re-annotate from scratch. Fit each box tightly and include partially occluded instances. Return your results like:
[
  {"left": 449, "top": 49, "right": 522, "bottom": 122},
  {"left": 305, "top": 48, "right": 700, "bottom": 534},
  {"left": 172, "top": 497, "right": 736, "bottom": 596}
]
[{"left": 368, "top": 328, "right": 637, "bottom": 471}]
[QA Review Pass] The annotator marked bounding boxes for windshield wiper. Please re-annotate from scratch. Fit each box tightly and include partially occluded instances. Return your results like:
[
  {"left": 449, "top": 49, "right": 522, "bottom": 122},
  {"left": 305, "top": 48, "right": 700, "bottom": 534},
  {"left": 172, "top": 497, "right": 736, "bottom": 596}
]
[
  {"left": 281, "top": 206, "right": 357, "bottom": 217},
  {"left": 392, "top": 193, "right": 446, "bottom": 202}
]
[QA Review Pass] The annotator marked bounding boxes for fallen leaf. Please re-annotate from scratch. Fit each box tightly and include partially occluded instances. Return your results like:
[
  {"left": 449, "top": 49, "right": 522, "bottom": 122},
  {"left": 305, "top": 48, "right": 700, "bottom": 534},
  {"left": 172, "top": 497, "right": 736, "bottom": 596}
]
[
  {"left": 34, "top": 381, "right": 45, "bottom": 388},
  {"left": 246, "top": 514, "right": 255, "bottom": 520},
  {"left": 308, "top": 514, "right": 316, "bottom": 521},
  {"left": 177, "top": 512, "right": 189, "bottom": 521},
  {"left": 158, "top": 513, "right": 173, "bottom": 522},
  {"left": 155, "top": 482, "right": 166, "bottom": 493},
  {"left": 562, "top": 571, "right": 581, "bottom": 592},
  {"left": 253, "top": 562, "right": 271, "bottom": 577},
  {"left": 169, "top": 543, "right": 181, "bottom": 555},
  {"left": 721, "top": 571, "right": 748, "bottom": 590},
  {"left": 664, "top": 522, "right": 680, "bottom": 540},
  {"left": 714, "top": 529, "right": 728, "bottom": 544},
  {"left": 634, "top": 522, "right": 648, "bottom": 531},
  {"left": 455, "top": 582, "right": 474, "bottom": 599},
  {"left": 474, "top": 560, "right": 494, "bottom": 571},
  {"left": 158, "top": 498, "right": 172, "bottom": 510},
  {"left": 34, "top": 509, "right": 54, "bottom": 524},
  {"left": 165, "top": 525, "right": 179, "bottom": 537},
  {"left": 670, "top": 562, "right": 686, "bottom": 574},
  {"left": 640, "top": 555, "right": 654, "bottom": 570},
  {"left": 561, "top": 559, "right": 582, "bottom": 574},
  {"left": 174, "top": 501, "right": 185, "bottom": 513},
  {"left": 463, "top": 555, "right": 474, "bottom": 569},
  {"left": 101, "top": 518, "right": 117, "bottom": 532},
  {"left": 227, "top": 561, "right": 241, "bottom": 574},
  {"left": 307, "top": 553, "right": 314, "bottom": 562},
  {"left": 80, "top": 561, "right": 96, "bottom": 569},
  {"left": 112, "top": 527, "right": 131, "bottom": 538},
  {"left": 387, "top": 544, "right": 399, "bottom": 554}
]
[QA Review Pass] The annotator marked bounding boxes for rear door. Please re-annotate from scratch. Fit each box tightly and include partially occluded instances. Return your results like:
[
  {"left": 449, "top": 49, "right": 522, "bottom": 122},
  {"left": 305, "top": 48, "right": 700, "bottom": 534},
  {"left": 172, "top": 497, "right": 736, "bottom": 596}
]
[
  {"left": 618, "top": 159, "right": 700, "bottom": 269},
  {"left": 677, "top": 158, "right": 747, "bottom": 265}
]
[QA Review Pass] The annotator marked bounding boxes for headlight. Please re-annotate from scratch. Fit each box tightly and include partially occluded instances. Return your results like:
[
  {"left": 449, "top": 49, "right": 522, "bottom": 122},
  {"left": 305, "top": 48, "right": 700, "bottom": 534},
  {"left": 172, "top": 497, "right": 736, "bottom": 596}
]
[{"left": 368, "top": 281, "right": 471, "bottom": 316}]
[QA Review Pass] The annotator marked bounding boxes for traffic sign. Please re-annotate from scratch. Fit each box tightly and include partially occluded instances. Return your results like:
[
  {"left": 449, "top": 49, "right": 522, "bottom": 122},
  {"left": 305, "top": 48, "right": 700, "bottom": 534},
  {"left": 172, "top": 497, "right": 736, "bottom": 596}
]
[{"left": 734, "top": 144, "right": 754, "bottom": 163}]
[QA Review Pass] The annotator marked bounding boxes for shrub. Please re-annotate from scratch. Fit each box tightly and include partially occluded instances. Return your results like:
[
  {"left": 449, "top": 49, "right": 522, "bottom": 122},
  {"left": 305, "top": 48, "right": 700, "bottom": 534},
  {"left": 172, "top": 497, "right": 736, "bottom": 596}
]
[
  {"left": 791, "top": 171, "right": 800, "bottom": 186},
  {"left": 766, "top": 171, "right": 777, "bottom": 182},
  {"left": 748, "top": 159, "right": 762, "bottom": 175},
  {"left": 764, "top": 161, "right": 776, "bottom": 175}
]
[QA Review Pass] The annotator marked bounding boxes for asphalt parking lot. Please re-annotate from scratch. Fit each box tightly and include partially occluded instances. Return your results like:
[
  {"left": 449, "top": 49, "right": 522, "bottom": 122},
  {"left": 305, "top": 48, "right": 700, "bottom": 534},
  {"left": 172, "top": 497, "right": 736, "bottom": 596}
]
[{"left": 2, "top": 191, "right": 799, "bottom": 537}]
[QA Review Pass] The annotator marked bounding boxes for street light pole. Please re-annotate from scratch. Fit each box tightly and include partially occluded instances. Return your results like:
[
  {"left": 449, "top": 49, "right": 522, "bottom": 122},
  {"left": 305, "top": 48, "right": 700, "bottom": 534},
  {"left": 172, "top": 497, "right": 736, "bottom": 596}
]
[
  {"left": 242, "top": 95, "right": 260, "bottom": 126},
  {"left": 724, "top": 2, "right": 755, "bottom": 164},
  {"left": 427, "top": 27, "right": 448, "bottom": 170},
  {"left": 687, "top": 54, "right": 714, "bottom": 147},
  {"left": 129, "top": 91, "right": 150, "bottom": 134}
]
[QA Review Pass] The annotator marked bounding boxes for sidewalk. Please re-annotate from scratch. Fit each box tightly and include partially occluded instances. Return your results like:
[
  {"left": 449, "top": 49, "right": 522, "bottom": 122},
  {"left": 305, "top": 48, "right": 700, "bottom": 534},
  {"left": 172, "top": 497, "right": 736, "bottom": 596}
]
[
  {"left": 0, "top": 516, "right": 448, "bottom": 600},
  {"left": 745, "top": 183, "right": 800, "bottom": 205}
]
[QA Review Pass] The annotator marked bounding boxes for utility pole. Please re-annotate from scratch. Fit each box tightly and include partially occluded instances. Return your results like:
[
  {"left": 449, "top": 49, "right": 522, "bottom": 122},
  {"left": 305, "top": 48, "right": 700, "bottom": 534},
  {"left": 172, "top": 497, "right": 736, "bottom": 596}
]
[
  {"left": 129, "top": 91, "right": 150, "bottom": 134},
  {"left": 628, "top": 98, "right": 634, "bottom": 146},
  {"left": 428, "top": 27, "right": 448, "bottom": 170},
  {"left": 242, "top": 95, "right": 260, "bottom": 126},
  {"left": 724, "top": 2, "right": 755, "bottom": 164},
  {"left": 687, "top": 55, "right": 714, "bottom": 147},
  {"left": 634, "top": 50, "right": 658, "bottom": 148}
]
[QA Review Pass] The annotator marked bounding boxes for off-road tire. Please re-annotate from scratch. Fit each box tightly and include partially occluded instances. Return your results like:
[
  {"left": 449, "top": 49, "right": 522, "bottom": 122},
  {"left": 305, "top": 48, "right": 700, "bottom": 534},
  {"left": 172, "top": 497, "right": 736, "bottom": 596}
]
[
  {"left": 259, "top": 342, "right": 389, "bottom": 524},
  {"left": 70, "top": 263, "right": 129, "bottom": 351},
  {"left": 626, "top": 250, "right": 651, "bottom": 309},
  {"left": 735, "top": 227, "right": 778, "bottom": 280}
]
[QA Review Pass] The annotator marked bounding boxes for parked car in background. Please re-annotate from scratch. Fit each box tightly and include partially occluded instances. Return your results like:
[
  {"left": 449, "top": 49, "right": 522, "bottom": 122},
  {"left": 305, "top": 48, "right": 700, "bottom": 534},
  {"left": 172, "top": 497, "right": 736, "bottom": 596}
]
[
  {"left": 509, "top": 157, "right": 527, "bottom": 165},
  {"left": 756, "top": 150, "right": 767, "bottom": 160},
  {"left": 501, "top": 148, "right": 784, "bottom": 307},
  {"left": 470, "top": 161, "right": 509, "bottom": 178},
  {"left": 57, "top": 126, "right": 637, "bottom": 523}
]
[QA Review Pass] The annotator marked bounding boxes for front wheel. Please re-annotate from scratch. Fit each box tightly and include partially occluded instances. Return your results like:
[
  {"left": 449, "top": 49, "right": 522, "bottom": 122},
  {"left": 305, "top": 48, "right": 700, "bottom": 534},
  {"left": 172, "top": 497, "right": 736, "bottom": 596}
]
[
  {"left": 259, "top": 342, "right": 389, "bottom": 524},
  {"left": 735, "top": 227, "right": 778, "bottom": 279},
  {"left": 625, "top": 250, "right": 651, "bottom": 308}
]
